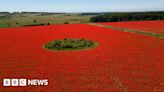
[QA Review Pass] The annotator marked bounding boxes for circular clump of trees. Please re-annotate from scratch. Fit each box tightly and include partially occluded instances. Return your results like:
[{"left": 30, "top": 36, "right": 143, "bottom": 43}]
[{"left": 44, "top": 38, "right": 98, "bottom": 51}]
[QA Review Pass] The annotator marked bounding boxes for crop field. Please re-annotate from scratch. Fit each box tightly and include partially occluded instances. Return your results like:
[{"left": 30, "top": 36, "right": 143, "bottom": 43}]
[
  {"left": 100, "top": 20, "right": 164, "bottom": 34},
  {"left": 0, "top": 14, "right": 92, "bottom": 28},
  {"left": 0, "top": 21, "right": 164, "bottom": 92}
]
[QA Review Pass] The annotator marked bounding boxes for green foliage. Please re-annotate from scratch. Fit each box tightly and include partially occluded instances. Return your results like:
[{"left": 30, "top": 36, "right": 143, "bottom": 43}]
[
  {"left": 47, "top": 22, "right": 50, "bottom": 25},
  {"left": 64, "top": 22, "right": 69, "bottom": 24},
  {"left": 44, "top": 38, "right": 97, "bottom": 50},
  {"left": 33, "top": 20, "right": 37, "bottom": 23},
  {"left": 90, "top": 11, "right": 164, "bottom": 22},
  {"left": 23, "top": 23, "right": 46, "bottom": 27}
]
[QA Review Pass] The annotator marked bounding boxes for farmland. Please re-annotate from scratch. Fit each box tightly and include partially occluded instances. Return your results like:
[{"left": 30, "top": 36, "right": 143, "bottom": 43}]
[
  {"left": 0, "top": 20, "right": 163, "bottom": 92},
  {"left": 100, "top": 20, "right": 164, "bottom": 34},
  {"left": 0, "top": 13, "right": 92, "bottom": 28}
]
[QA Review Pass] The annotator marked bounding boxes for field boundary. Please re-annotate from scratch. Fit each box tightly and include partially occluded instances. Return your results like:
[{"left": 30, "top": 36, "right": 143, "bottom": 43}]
[{"left": 89, "top": 23, "right": 164, "bottom": 39}]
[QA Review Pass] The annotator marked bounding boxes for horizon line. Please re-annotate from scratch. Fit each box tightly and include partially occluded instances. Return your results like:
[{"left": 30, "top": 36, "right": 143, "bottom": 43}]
[{"left": 0, "top": 10, "right": 164, "bottom": 13}]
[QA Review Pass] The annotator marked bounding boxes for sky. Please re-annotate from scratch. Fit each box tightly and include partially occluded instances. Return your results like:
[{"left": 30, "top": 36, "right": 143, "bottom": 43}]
[{"left": 0, "top": 0, "right": 164, "bottom": 12}]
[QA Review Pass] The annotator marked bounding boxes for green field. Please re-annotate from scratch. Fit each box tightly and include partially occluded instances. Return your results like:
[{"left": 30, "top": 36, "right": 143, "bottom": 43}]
[{"left": 0, "top": 13, "right": 92, "bottom": 28}]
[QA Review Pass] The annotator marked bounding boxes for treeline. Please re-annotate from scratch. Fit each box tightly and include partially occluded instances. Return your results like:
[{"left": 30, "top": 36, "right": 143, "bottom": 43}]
[{"left": 90, "top": 11, "right": 164, "bottom": 22}]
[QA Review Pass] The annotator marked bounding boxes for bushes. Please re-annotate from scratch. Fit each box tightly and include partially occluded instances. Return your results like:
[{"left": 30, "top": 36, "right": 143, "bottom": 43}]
[
  {"left": 24, "top": 23, "right": 46, "bottom": 27},
  {"left": 24, "top": 22, "right": 51, "bottom": 27},
  {"left": 33, "top": 20, "right": 37, "bottom": 23},
  {"left": 64, "top": 22, "right": 69, "bottom": 24},
  {"left": 90, "top": 11, "right": 164, "bottom": 22},
  {"left": 44, "top": 38, "right": 97, "bottom": 50}
]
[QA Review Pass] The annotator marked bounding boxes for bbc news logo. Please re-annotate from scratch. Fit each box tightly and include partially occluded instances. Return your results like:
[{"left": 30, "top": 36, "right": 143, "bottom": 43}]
[{"left": 3, "top": 78, "right": 48, "bottom": 87}]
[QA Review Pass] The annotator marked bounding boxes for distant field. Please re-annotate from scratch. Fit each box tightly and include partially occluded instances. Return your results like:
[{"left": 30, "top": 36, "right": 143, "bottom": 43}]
[
  {"left": 100, "top": 20, "right": 164, "bottom": 34},
  {"left": 0, "top": 13, "right": 92, "bottom": 28}
]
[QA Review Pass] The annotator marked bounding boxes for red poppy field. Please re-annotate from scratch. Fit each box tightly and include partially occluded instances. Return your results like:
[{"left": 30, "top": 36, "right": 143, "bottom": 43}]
[
  {"left": 0, "top": 22, "right": 164, "bottom": 92},
  {"left": 100, "top": 20, "right": 164, "bottom": 34}
]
